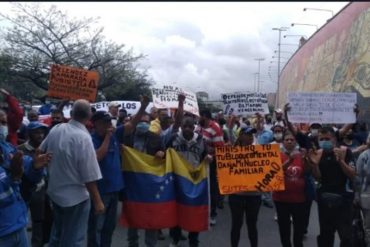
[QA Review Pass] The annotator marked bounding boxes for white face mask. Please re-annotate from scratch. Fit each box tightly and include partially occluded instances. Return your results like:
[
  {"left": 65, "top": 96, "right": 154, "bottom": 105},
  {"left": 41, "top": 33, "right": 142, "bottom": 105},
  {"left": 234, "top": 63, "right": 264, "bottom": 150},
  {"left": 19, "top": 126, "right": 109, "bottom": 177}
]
[
  {"left": 0, "top": 125, "right": 8, "bottom": 142},
  {"left": 274, "top": 133, "right": 283, "bottom": 141},
  {"left": 311, "top": 129, "right": 319, "bottom": 137}
]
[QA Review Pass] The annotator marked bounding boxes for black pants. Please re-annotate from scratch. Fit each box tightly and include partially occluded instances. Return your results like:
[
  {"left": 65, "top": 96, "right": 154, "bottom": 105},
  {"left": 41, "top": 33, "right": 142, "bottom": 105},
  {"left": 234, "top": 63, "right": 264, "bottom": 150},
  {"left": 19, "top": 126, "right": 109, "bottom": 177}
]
[
  {"left": 229, "top": 195, "right": 261, "bottom": 247},
  {"left": 170, "top": 226, "right": 199, "bottom": 247},
  {"left": 317, "top": 198, "right": 353, "bottom": 247},
  {"left": 302, "top": 200, "right": 313, "bottom": 234},
  {"left": 29, "top": 185, "right": 53, "bottom": 247},
  {"left": 274, "top": 201, "right": 305, "bottom": 247},
  {"left": 210, "top": 161, "right": 220, "bottom": 218}
]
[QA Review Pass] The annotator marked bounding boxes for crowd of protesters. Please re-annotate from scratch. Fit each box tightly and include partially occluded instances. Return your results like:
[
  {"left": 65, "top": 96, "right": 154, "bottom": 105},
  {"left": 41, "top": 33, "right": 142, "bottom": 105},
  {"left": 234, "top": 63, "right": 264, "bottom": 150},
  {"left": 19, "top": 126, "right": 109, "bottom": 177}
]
[{"left": 1, "top": 87, "right": 370, "bottom": 247}]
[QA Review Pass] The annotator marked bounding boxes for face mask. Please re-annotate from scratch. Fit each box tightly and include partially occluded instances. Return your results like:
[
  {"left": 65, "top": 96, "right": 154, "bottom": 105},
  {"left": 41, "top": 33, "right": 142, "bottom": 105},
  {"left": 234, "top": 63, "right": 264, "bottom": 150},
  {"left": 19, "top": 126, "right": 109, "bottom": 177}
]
[
  {"left": 0, "top": 125, "right": 8, "bottom": 142},
  {"left": 319, "top": 140, "right": 333, "bottom": 151},
  {"left": 311, "top": 129, "right": 319, "bottom": 137},
  {"left": 274, "top": 133, "right": 283, "bottom": 141},
  {"left": 136, "top": 122, "right": 149, "bottom": 135}
]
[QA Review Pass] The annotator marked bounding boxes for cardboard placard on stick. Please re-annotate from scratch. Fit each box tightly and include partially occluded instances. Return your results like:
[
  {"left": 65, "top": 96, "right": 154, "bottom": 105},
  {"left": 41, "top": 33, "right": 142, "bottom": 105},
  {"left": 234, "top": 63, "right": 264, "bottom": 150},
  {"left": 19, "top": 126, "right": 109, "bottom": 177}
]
[
  {"left": 151, "top": 85, "right": 199, "bottom": 116},
  {"left": 221, "top": 92, "right": 269, "bottom": 116},
  {"left": 215, "top": 144, "right": 285, "bottom": 194},
  {"left": 48, "top": 64, "right": 99, "bottom": 102}
]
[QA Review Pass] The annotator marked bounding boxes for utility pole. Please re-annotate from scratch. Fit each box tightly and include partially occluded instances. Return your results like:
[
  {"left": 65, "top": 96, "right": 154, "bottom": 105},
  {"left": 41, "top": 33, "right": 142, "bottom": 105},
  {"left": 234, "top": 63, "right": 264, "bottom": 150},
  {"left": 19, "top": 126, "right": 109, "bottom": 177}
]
[
  {"left": 272, "top": 27, "right": 288, "bottom": 107},
  {"left": 254, "top": 58, "right": 265, "bottom": 92}
]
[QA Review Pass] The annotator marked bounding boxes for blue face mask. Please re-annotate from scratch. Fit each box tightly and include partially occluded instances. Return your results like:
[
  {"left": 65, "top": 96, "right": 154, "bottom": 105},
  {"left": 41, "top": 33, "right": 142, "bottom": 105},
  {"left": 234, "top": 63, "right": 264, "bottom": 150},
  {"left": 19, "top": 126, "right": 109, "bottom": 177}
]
[
  {"left": 0, "top": 125, "right": 8, "bottom": 142},
  {"left": 136, "top": 122, "right": 149, "bottom": 135},
  {"left": 319, "top": 140, "right": 333, "bottom": 151}
]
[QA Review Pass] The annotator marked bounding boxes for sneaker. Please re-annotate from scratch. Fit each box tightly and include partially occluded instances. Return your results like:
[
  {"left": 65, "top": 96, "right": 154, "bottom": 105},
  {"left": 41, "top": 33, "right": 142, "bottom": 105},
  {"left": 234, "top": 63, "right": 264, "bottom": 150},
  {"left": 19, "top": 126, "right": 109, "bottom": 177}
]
[
  {"left": 274, "top": 214, "right": 278, "bottom": 221},
  {"left": 169, "top": 242, "right": 180, "bottom": 247},
  {"left": 210, "top": 217, "right": 217, "bottom": 226},
  {"left": 158, "top": 230, "right": 165, "bottom": 240}
]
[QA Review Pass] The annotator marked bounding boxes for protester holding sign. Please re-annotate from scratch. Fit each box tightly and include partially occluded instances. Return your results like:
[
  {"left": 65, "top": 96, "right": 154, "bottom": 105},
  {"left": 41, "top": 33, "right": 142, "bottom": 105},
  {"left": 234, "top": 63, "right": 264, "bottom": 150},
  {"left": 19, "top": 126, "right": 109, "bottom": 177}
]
[
  {"left": 228, "top": 126, "right": 261, "bottom": 247},
  {"left": 272, "top": 131, "right": 308, "bottom": 247}
]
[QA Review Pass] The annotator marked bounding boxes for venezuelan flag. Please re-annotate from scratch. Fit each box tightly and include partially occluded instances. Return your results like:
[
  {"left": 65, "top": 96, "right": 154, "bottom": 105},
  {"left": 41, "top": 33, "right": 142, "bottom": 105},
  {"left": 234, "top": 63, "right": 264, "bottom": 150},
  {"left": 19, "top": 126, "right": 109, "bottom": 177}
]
[
  {"left": 167, "top": 149, "right": 209, "bottom": 232},
  {"left": 120, "top": 146, "right": 177, "bottom": 229},
  {"left": 120, "top": 146, "right": 209, "bottom": 232}
]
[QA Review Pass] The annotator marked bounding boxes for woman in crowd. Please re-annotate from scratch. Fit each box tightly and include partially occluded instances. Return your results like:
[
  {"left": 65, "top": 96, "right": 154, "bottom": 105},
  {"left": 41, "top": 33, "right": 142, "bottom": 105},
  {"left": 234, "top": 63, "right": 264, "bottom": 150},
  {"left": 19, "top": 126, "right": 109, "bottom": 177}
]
[
  {"left": 273, "top": 131, "right": 308, "bottom": 247},
  {"left": 229, "top": 126, "right": 261, "bottom": 247}
]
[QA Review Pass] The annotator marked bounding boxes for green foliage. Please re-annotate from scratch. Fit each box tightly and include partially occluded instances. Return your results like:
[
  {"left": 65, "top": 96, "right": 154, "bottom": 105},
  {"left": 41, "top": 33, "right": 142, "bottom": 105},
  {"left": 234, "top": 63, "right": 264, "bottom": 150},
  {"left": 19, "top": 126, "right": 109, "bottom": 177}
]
[{"left": 0, "top": 3, "right": 153, "bottom": 102}]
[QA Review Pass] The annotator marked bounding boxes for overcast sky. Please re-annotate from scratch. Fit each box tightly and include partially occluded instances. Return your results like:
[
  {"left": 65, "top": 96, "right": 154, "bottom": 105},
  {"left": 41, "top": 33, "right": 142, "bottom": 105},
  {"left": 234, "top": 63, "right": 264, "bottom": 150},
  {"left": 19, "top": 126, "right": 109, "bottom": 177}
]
[{"left": 0, "top": 2, "right": 348, "bottom": 100}]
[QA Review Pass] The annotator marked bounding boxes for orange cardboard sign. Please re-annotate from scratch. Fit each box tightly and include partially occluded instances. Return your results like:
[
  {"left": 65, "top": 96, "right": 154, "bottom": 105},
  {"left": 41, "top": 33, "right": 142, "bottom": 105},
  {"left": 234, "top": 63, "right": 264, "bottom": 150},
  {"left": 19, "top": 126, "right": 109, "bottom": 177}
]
[
  {"left": 215, "top": 144, "right": 285, "bottom": 195},
  {"left": 48, "top": 64, "right": 99, "bottom": 102}
]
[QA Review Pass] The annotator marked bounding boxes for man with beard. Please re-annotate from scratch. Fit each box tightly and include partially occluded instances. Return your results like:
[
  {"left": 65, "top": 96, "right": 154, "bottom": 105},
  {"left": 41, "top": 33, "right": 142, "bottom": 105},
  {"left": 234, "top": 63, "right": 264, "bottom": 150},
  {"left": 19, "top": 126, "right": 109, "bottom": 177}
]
[{"left": 197, "top": 109, "right": 224, "bottom": 226}]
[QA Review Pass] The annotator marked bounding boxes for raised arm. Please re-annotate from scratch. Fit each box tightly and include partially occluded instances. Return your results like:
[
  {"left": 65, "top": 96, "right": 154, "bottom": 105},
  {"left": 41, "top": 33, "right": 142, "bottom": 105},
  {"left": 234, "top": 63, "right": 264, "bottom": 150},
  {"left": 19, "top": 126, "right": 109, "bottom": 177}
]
[
  {"left": 172, "top": 94, "right": 185, "bottom": 131},
  {"left": 124, "top": 95, "right": 150, "bottom": 135},
  {"left": 338, "top": 104, "right": 359, "bottom": 138},
  {"left": 284, "top": 103, "right": 298, "bottom": 136}
]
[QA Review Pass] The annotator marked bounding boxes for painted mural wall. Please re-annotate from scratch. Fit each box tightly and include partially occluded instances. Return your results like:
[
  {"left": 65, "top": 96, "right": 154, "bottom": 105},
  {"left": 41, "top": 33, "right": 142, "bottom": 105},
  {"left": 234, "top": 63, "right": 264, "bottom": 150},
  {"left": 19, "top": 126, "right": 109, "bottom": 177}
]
[{"left": 278, "top": 2, "right": 370, "bottom": 121}]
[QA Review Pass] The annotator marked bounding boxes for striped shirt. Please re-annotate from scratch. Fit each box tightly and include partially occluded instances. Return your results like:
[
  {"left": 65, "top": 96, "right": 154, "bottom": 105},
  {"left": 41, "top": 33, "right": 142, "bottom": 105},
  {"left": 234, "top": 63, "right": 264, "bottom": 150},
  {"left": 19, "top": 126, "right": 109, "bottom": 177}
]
[{"left": 199, "top": 120, "right": 224, "bottom": 148}]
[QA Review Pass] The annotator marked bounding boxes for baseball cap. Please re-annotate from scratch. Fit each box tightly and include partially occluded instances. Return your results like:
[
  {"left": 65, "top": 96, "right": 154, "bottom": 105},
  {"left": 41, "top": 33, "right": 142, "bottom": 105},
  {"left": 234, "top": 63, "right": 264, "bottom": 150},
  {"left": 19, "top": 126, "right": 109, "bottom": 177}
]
[
  {"left": 108, "top": 101, "right": 120, "bottom": 108},
  {"left": 240, "top": 127, "right": 257, "bottom": 135},
  {"left": 91, "top": 111, "right": 112, "bottom": 122},
  {"left": 310, "top": 123, "right": 322, "bottom": 128},
  {"left": 27, "top": 121, "right": 48, "bottom": 131}
]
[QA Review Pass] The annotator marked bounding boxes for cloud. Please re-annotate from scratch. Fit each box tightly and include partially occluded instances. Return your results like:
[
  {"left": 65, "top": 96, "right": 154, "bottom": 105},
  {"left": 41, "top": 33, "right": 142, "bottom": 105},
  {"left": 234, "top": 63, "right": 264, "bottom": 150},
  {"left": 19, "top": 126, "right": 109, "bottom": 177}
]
[{"left": 0, "top": 2, "right": 349, "bottom": 100}]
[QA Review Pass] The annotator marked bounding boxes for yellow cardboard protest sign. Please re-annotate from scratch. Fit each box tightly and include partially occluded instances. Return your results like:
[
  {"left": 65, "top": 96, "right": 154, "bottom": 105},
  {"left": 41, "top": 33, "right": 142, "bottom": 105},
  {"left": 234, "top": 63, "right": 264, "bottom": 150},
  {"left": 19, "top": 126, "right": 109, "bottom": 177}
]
[
  {"left": 215, "top": 144, "right": 285, "bottom": 194},
  {"left": 48, "top": 64, "right": 99, "bottom": 102}
]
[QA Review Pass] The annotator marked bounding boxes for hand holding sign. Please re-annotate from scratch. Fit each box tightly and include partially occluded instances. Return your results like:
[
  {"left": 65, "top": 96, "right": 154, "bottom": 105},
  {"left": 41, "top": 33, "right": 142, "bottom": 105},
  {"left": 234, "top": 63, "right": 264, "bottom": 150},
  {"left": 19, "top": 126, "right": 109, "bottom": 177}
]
[{"left": 178, "top": 93, "right": 186, "bottom": 103}]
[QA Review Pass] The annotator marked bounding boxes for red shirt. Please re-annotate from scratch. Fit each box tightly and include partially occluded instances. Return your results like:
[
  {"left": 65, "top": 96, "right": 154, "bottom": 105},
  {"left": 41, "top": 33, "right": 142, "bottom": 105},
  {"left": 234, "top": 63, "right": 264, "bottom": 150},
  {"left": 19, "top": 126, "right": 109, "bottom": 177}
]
[
  {"left": 273, "top": 152, "right": 306, "bottom": 203},
  {"left": 200, "top": 120, "right": 224, "bottom": 149},
  {"left": 6, "top": 95, "right": 23, "bottom": 146}
]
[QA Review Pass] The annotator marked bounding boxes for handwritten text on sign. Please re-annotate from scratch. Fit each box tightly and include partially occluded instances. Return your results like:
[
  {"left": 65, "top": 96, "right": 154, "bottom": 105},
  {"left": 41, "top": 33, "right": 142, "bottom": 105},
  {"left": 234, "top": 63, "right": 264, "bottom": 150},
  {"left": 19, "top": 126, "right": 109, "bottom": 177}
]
[
  {"left": 215, "top": 144, "right": 285, "bottom": 194},
  {"left": 48, "top": 64, "right": 99, "bottom": 102},
  {"left": 221, "top": 92, "right": 269, "bottom": 116},
  {"left": 287, "top": 92, "right": 356, "bottom": 124},
  {"left": 152, "top": 85, "right": 199, "bottom": 116}
]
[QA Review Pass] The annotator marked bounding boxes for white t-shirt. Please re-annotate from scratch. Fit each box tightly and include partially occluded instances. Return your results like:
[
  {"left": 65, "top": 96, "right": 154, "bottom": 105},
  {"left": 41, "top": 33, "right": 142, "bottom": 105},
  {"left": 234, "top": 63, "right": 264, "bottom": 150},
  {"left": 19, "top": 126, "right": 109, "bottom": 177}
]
[{"left": 40, "top": 120, "right": 102, "bottom": 207}]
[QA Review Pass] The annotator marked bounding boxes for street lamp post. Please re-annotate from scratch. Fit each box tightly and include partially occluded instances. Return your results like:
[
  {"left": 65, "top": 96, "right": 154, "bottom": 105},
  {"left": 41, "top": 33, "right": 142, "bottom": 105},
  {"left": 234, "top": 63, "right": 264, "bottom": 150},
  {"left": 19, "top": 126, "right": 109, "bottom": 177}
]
[
  {"left": 283, "top": 34, "right": 308, "bottom": 39},
  {"left": 254, "top": 58, "right": 265, "bottom": 92},
  {"left": 303, "top": 7, "right": 334, "bottom": 17},
  {"left": 272, "top": 27, "right": 288, "bottom": 107},
  {"left": 291, "top": 23, "right": 319, "bottom": 30}
]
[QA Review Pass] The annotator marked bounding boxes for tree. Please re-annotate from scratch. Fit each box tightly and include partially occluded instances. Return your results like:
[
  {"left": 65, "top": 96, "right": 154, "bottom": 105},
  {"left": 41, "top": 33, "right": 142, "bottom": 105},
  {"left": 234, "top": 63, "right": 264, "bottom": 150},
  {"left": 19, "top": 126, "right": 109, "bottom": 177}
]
[{"left": 0, "top": 3, "right": 153, "bottom": 101}]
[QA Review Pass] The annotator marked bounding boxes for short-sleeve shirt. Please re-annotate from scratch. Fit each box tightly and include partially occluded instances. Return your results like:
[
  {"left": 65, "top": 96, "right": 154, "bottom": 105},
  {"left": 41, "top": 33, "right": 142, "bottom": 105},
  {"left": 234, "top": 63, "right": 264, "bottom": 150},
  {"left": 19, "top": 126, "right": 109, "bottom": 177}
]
[
  {"left": 200, "top": 120, "right": 224, "bottom": 149},
  {"left": 91, "top": 126, "right": 125, "bottom": 194},
  {"left": 40, "top": 120, "right": 102, "bottom": 207}
]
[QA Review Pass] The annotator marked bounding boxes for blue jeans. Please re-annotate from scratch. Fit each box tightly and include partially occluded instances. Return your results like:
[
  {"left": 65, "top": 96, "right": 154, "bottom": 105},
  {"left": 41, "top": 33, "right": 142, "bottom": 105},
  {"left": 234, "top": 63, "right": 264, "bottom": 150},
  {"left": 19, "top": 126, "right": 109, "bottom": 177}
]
[
  {"left": 0, "top": 228, "right": 28, "bottom": 247},
  {"left": 49, "top": 199, "right": 91, "bottom": 247},
  {"left": 127, "top": 228, "right": 158, "bottom": 247},
  {"left": 88, "top": 192, "right": 119, "bottom": 247}
]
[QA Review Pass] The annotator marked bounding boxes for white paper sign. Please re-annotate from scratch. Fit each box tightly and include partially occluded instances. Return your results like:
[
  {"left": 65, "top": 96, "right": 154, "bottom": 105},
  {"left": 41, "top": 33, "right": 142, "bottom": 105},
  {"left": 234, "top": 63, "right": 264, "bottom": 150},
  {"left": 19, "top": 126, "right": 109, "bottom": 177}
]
[
  {"left": 287, "top": 92, "right": 356, "bottom": 124},
  {"left": 221, "top": 92, "right": 269, "bottom": 116},
  {"left": 151, "top": 85, "right": 199, "bottom": 116}
]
